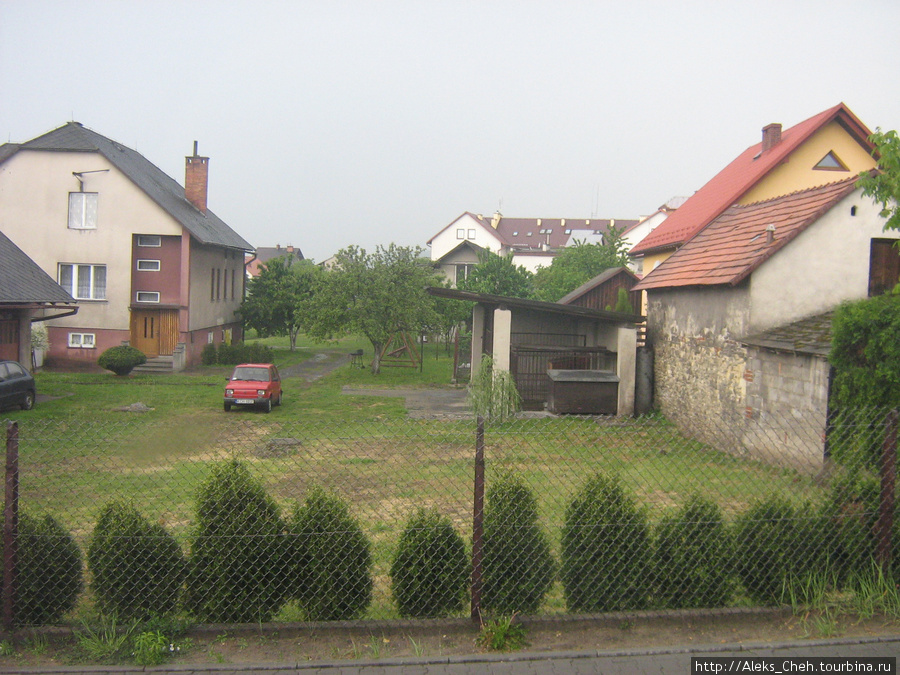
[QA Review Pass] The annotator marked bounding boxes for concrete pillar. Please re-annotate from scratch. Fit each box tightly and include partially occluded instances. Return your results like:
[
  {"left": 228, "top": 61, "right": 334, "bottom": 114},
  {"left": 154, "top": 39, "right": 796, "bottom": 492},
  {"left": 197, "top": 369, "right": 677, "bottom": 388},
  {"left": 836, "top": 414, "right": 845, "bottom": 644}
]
[
  {"left": 616, "top": 325, "right": 637, "bottom": 416},
  {"left": 471, "top": 305, "right": 485, "bottom": 374},
  {"left": 635, "top": 346, "right": 654, "bottom": 416},
  {"left": 492, "top": 308, "right": 512, "bottom": 371}
]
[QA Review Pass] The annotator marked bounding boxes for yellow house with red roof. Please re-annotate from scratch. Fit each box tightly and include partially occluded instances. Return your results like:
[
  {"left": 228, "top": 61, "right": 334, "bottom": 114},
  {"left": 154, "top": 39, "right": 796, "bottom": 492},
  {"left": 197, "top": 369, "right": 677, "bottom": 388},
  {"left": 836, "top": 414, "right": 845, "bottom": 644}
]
[
  {"left": 631, "top": 103, "right": 899, "bottom": 471},
  {"left": 630, "top": 103, "right": 878, "bottom": 274}
]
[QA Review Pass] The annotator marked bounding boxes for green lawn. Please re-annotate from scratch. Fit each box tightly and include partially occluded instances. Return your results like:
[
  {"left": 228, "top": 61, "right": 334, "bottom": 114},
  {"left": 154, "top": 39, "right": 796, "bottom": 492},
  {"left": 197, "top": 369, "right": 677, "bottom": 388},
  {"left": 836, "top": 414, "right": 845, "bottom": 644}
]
[{"left": 1, "top": 332, "right": 840, "bottom": 621}]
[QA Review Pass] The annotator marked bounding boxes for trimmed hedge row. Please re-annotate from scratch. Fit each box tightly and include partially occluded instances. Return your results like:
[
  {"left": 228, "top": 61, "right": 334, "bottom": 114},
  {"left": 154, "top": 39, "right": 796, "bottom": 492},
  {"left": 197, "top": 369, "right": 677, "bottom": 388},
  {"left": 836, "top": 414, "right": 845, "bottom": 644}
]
[
  {"left": 5, "top": 467, "right": 898, "bottom": 625},
  {"left": 201, "top": 342, "right": 275, "bottom": 366}
]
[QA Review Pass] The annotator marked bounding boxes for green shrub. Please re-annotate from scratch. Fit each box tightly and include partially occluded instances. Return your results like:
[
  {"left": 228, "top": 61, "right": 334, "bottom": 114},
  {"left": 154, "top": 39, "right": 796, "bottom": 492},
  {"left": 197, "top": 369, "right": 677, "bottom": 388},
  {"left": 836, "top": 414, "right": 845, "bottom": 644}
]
[
  {"left": 200, "top": 343, "right": 218, "bottom": 366},
  {"left": 287, "top": 487, "right": 372, "bottom": 621},
  {"left": 98, "top": 345, "right": 147, "bottom": 376},
  {"left": 818, "top": 474, "right": 881, "bottom": 586},
  {"left": 828, "top": 293, "right": 900, "bottom": 466},
  {"left": 654, "top": 495, "right": 733, "bottom": 608},
  {"left": 2, "top": 513, "right": 82, "bottom": 625},
  {"left": 200, "top": 342, "right": 275, "bottom": 366},
  {"left": 186, "top": 460, "right": 287, "bottom": 623},
  {"left": 481, "top": 473, "right": 555, "bottom": 615},
  {"left": 734, "top": 496, "right": 827, "bottom": 605},
  {"left": 390, "top": 508, "right": 469, "bottom": 617},
  {"left": 561, "top": 472, "right": 651, "bottom": 612},
  {"left": 87, "top": 501, "right": 186, "bottom": 619}
]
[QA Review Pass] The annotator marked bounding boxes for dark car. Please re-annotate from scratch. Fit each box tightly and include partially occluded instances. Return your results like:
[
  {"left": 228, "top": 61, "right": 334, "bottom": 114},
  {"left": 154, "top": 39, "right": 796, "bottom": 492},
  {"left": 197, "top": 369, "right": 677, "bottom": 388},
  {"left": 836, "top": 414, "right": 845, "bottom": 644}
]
[
  {"left": 224, "top": 363, "right": 283, "bottom": 413},
  {"left": 0, "top": 360, "right": 36, "bottom": 411}
]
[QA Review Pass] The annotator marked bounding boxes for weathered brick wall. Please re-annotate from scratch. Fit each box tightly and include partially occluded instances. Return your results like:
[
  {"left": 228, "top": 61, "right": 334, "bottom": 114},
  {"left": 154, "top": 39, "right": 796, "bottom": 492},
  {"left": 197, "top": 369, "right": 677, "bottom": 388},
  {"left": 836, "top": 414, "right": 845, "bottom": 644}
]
[{"left": 742, "top": 347, "right": 829, "bottom": 468}]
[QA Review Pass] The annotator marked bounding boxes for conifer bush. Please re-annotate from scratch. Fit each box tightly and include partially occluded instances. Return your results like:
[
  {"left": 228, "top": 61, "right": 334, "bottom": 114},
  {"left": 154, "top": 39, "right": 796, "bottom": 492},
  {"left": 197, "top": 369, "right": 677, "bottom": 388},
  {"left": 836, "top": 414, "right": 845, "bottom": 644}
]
[
  {"left": 481, "top": 473, "right": 555, "bottom": 615},
  {"left": 654, "top": 495, "right": 733, "bottom": 608},
  {"left": 734, "top": 496, "right": 827, "bottom": 605},
  {"left": 186, "top": 460, "right": 287, "bottom": 623},
  {"left": 390, "top": 508, "right": 469, "bottom": 618},
  {"left": 287, "top": 487, "right": 372, "bottom": 621},
  {"left": 87, "top": 501, "right": 186, "bottom": 619},
  {"left": 561, "top": 472, "right": 651, "bottom": 612},
  {"left": 2, "top": 513, "right": 82, "bottom": 625}
]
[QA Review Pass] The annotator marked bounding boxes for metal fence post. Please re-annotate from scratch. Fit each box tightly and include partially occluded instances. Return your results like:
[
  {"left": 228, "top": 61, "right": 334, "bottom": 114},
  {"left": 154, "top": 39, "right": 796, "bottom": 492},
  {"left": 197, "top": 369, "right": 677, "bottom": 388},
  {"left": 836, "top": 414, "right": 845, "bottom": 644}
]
[
  {"left": 875, "top": 409, "right": 898, "bottom": 577},
  {"left": 471, "top": 415, "right": 485, "bottom": 622},
  {"left": 3, "top": 422, "right": 19, "bottom": 632}
]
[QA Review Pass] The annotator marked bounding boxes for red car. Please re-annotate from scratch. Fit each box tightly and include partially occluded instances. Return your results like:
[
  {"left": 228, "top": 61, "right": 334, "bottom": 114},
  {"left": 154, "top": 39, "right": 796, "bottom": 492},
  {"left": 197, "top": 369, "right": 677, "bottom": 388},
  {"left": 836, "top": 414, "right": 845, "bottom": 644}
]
[{"left": 224, "top": 363, "right": 283, "bottom": 413}]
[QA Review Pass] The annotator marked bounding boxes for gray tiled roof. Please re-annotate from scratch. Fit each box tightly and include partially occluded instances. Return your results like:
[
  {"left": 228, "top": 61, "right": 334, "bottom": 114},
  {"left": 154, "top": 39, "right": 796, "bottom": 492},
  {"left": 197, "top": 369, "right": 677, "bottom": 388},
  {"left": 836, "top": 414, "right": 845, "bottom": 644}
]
[
  {"left": 741, "top": 312, "right": 833, "bottom": 357},
  {"left": 2, "top": 122, "right": 252, "bottom": 250},
  {"left": 0, "top": 230, "right": 76, "bottom": 304}
]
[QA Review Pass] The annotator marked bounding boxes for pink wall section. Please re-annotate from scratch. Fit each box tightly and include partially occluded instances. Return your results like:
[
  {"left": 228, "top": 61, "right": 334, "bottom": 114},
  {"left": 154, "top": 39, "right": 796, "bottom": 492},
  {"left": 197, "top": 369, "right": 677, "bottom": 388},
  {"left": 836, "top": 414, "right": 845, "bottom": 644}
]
[
  {"left": 45, "top": 326, "right": 128, "bottom": 367},
  {"left": 132, "top": 235, "right": 182, "bottom": 304}
]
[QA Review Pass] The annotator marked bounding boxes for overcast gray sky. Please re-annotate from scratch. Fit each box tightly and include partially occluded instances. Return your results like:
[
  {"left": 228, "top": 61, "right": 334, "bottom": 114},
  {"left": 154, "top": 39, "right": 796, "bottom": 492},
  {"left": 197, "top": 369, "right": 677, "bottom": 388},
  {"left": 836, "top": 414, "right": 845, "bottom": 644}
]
[{"left": 2, "top": 1, "right": 899, "bottom": 262}]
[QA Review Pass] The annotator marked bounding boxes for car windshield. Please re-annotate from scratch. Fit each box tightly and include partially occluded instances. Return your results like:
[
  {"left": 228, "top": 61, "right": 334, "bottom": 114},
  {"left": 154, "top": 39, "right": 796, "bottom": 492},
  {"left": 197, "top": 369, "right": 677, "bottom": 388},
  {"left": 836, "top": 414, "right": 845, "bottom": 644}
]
[{"left": 232, "top": 367, "right": 269, "bottom": 382}]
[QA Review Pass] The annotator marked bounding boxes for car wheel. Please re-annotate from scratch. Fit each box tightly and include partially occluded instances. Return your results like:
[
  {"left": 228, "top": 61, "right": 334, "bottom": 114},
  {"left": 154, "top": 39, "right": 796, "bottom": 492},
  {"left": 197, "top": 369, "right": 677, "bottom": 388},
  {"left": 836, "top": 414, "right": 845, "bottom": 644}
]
[
  {"left": 224, "top": 402, "right": 231, "bottom": 412},
  {"left": 262, "top": 398, "right": 272, "bottom": 413},
  {"left": 275, "top": 392, "right": 282, "bottom": 407},
  {"left": 21, "top": 391, "right": 35, "bottom": 411}
]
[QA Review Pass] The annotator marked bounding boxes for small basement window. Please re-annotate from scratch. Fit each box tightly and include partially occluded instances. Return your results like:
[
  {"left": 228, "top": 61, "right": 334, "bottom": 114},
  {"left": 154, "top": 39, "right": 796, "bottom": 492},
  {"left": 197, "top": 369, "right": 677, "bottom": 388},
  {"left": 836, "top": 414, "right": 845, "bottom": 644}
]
[{"left": 68, "top": 333, "right": 96, "bottom": 348}]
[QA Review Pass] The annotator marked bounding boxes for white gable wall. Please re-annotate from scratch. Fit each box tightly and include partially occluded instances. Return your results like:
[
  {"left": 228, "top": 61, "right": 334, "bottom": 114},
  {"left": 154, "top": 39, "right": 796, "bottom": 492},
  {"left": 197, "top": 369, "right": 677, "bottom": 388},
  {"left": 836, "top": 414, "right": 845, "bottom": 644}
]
[
  {"left": 749, "top": 191, "right": 898, "bottom": 334},
  {"left": 0, "top": 150, "right": 183, "bottom": 332},
  {"left": 429, "top": 214, "right": 501, "bottom": 261}
]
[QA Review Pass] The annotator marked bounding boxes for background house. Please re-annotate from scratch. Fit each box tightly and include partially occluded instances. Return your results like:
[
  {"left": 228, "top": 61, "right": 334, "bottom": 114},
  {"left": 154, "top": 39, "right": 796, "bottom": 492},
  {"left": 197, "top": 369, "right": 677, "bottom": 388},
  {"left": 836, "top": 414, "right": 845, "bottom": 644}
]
[
  {"left": 0, "top": 123, "right": 252, "bottom": 370},
  {"left": 428, "top": 212, "right": 638, "bottom": 281},
  {"left": 245, "top": 244, "right": 304, "bottom": 278},
  {"left": 636, "top": 175, "right": 899, "bottom": 469},
  {"left": 0, "top": 230, "right": 77, "bottom": 366}
]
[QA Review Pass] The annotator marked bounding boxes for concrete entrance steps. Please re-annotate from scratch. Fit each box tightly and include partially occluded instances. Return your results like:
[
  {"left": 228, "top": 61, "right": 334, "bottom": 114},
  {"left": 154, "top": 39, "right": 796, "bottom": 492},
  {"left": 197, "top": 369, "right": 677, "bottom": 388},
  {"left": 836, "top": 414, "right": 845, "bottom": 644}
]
[{"left": 133, "top": 355, "right": 175, "bottom": 373}]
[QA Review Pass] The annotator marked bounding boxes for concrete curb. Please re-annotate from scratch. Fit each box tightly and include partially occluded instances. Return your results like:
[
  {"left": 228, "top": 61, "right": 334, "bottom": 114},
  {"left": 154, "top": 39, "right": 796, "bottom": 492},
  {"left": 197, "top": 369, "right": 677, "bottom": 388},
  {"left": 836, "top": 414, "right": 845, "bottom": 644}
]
[{"left": 6, "top": 634, "right": 900, "bottom": 673}]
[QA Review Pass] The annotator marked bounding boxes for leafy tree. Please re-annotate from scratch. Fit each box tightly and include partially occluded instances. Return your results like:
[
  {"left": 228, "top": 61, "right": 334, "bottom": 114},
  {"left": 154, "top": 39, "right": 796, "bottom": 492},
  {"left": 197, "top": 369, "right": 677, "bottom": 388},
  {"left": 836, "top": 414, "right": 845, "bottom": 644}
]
[
  {"left": 305, "top": 244, "right": 442, "bottom": 374},
  {"left": 241, "top": 257, "right": 321, "bottom": 350},
  {"left": 858, "top": 128, "right": 900, "bottom": 232},
  {"left": 457, "top": 250, "right": 534, "bottom": 298},
  {"left": 532, "top": 227, "right": 630, "bottom": 302}
]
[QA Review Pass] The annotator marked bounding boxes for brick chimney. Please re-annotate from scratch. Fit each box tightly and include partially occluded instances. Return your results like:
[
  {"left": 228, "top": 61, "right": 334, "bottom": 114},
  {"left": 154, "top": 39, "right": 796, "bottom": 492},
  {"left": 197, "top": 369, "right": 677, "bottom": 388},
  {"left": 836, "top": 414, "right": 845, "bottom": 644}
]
[
  {"left": 185, "top": 141, "right": 209, "bottom": 214},
  {"left": 761, "top": 123, "right": 782, "bottom": 152}
]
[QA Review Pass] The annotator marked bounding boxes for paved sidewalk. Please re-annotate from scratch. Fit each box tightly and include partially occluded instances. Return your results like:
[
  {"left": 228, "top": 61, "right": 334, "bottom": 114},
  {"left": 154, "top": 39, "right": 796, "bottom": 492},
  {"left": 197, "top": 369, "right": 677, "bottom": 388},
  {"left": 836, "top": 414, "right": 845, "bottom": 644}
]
[{"left": 6, "top": 636, "right": 899, "bottom": 674}]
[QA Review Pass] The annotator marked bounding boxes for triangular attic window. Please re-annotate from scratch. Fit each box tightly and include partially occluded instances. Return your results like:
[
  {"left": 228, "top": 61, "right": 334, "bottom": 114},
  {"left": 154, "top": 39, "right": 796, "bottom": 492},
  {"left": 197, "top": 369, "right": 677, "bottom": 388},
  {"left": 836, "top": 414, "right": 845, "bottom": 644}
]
[{"left": 814, "top": 151, "right": 849, "bottom": 171}]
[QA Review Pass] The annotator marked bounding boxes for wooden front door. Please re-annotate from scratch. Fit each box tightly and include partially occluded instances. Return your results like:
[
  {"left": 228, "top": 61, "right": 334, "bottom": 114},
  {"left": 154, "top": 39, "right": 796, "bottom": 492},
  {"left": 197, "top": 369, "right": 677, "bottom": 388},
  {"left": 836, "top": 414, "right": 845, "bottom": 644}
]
[
  {"left": 130, "top": 309, "right": 179, "bottom": 357},
  {"left": 131, "top": 310, "right": 160, "bottom": 357}
]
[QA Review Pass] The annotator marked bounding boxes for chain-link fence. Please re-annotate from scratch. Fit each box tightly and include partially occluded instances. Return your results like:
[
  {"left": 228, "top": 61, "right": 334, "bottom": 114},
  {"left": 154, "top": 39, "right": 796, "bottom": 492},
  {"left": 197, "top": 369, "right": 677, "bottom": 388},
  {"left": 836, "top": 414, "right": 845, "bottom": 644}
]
[{"left": 2, "top": 407, "right": 897, "bottom": 628}]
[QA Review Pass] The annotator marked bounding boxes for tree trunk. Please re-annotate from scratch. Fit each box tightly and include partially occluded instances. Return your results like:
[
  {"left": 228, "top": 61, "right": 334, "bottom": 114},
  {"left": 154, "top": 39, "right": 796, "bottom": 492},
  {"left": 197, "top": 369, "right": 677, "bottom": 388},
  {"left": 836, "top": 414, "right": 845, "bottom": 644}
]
[{"left": 370, "top": 341, "right": 382, "bottom": 375}]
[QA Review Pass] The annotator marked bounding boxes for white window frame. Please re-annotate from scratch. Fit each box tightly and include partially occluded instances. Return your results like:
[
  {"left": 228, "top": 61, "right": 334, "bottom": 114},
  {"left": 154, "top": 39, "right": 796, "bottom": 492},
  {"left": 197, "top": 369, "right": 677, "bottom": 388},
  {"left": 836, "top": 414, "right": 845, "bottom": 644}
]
[
  {"left": 456, "top": 228, "right": 465, "bottom": 239},
  {"left": 467, "top": 229, "right": 476, "bottom": 239},
  {"left": 135, "top": 291, "right": 160, "bottom": 303},
  {"left": 68, "top": 192, "right": 98, "bottom": 230},
  {"left": 68, "top": 332, "right": 96, "bottom": 349},
  {"left": 58, "top": 263, "right": 107, "bottom": 300},
  {"left": 136, "top": 259, "right": 161, "bottom": 271},
  {"left": 137, "top": 235, "right": 161, "bottom": 247}
]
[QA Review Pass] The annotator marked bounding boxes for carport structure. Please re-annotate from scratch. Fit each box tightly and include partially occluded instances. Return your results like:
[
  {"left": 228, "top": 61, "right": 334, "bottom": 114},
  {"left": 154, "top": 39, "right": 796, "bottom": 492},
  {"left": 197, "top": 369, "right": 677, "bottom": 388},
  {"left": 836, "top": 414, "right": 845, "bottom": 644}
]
[{"left": 427, "top": 287, "right": 644, "bottom": 415}]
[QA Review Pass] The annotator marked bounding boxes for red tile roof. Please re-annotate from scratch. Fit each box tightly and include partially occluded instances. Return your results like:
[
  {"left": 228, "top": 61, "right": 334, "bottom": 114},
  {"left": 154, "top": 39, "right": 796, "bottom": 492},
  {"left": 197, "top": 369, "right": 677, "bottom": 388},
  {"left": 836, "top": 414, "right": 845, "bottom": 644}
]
[
  {"left": 630, "top": 103, "right": 873, "bottom": 257},
  {"left": 633, "top": 175, "right": 862, "bottom": 291},
  {"left": 427, "top": 212, "right": 638, "bottom": 250}
]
